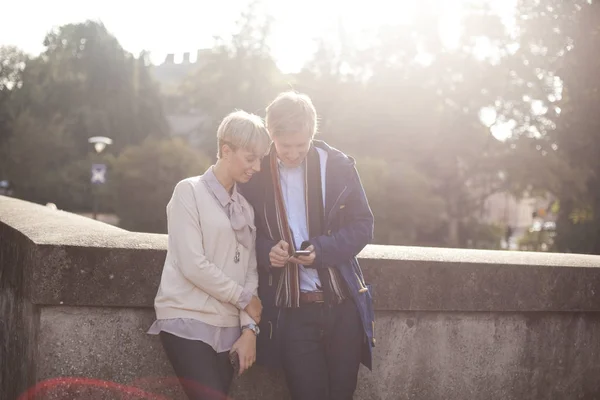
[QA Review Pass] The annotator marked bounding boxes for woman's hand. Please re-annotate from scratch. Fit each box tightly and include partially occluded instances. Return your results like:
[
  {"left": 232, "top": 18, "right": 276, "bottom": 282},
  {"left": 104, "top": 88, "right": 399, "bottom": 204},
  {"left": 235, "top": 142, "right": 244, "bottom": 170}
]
[
  {"left": 244, "top": 295, "right": 262, "bottom": 324},
  {"left": 230, "top": 330, "right": 257, "bottom": 375}
]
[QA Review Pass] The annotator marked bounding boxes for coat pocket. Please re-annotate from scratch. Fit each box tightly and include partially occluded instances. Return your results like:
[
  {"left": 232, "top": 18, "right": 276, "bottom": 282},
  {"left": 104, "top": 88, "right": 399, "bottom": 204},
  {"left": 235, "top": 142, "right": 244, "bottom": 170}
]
[{"left": 364, "top": 283, "right": 375, "bottom": 347}]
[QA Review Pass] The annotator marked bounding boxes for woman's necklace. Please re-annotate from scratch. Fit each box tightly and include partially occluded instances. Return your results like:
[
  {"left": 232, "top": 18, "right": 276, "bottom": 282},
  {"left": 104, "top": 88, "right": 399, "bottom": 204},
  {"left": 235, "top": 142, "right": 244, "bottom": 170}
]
[{"left": 234, "top": 241, "right": 240, "bottom": 264}]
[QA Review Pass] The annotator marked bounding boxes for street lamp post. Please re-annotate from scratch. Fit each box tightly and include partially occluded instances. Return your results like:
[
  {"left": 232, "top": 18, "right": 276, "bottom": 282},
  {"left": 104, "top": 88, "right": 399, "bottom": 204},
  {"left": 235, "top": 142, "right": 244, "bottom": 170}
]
[{"left": 88, "top": 136, "right": 113, "bottom": 220}]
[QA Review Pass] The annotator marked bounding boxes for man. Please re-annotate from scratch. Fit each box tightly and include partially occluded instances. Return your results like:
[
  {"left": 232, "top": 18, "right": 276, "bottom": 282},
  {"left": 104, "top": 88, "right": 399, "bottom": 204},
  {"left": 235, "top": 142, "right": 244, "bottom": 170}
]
[{"left": 240, "top": 91, "right": 375, "bottom": 400}]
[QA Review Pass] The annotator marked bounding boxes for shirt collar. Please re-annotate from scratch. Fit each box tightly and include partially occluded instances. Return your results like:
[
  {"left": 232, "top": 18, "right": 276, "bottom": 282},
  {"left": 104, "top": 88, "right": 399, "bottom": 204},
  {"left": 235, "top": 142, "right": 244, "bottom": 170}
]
[
  {"left": 277, "top": 157, "right": 305, "bottom": 171},
  {"left": 204, "top": 166, "right": 238, "bottom": 207}
]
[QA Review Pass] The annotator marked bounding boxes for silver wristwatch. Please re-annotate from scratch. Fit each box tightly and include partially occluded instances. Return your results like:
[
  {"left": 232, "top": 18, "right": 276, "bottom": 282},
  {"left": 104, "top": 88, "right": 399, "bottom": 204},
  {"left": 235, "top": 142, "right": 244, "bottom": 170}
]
[{"left": 242, "top": 323, "right": 260, "bottom": 336}]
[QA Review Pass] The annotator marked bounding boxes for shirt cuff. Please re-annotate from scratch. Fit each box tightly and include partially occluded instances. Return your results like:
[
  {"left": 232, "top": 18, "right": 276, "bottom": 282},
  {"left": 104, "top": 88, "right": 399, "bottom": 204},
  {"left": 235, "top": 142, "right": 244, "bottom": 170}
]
[{"left": 236, "top": 289, "right": 253, "bottom": 310}]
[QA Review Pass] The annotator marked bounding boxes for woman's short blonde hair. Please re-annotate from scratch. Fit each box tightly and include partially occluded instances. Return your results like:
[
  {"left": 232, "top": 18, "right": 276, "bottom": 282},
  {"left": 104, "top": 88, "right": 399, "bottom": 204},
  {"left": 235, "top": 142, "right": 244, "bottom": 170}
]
[
  {"left": 216, "top": 110, "right": 271, "bottom": 159},
  {"left": 265, "top": 91, "right": 317, "bottom": 138}
]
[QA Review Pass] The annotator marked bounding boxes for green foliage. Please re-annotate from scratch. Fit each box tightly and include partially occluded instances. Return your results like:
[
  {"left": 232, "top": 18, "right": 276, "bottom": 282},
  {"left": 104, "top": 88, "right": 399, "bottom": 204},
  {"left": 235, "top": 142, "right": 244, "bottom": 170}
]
[
  {"left": 177, "top": 1, "right": 286, "bottom": 149},
  {"left": 461, "top": 220, "right": 505, "bottom": 250},
  {"left": 296, "top": 2, "right": 518, "bottom": 247},
  {"left": 358, "top": 157, "right": 445, "bottom": 245},
  {"left": 1, "top": 21, "right": 168, "bottom": 211},
  {"left": 30, "top": 21, "right": 168, "bottom": 152},
  {"left": 4, "top": 111, "right": 76, "bottom": 206},
  {"left": 0, "top": 46, "right": 28, "bottom": 176},
  {"left": 512, "top": 0, "right": 600, "bottom": 253},
  {"left": 518, "top": 229, "right": 555, "bottom": 252},
  {"left": 111, "top": 138, "right": 210, "bottom": 233},
  {"left": 2, "top": 1, "right": 600, "bottom": 254}
]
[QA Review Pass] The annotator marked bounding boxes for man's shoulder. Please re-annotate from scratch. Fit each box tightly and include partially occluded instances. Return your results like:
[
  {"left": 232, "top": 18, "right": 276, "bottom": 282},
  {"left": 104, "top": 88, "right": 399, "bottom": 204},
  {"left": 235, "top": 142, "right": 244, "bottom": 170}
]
[{"left": 313, "top": 140, "right": 355, "bottom": 171}]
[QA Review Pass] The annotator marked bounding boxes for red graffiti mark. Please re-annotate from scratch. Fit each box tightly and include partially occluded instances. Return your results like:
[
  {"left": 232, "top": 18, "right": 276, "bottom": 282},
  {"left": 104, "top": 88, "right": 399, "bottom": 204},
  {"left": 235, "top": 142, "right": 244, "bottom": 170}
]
[
  {"left": 17, "top": 377, "right": 168, "bottom": 400},
  {"left": 17, "top": 376, "right": 229, "bottom": 400}
]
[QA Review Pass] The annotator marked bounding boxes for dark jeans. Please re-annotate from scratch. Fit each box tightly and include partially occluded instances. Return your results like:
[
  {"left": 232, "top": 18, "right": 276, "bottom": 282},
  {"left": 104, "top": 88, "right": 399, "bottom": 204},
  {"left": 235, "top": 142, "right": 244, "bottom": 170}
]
[
  {"left": 281, "top": 298, "right": 364, "bottom": 400},
  {"left": 160, "top": 332, "right": 233, "bottom": 400}
]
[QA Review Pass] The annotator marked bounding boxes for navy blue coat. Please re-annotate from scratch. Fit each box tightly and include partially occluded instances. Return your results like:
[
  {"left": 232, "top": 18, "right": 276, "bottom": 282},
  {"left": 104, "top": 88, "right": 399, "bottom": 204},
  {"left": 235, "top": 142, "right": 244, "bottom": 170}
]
[{"left": 240, "top": 140, "right": 375, "bottom": 370}]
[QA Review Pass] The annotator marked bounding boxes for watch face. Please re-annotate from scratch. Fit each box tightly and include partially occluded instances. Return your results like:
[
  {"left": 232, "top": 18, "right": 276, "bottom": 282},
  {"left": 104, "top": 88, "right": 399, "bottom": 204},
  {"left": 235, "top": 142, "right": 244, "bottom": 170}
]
[{"left": 244, "top": 324, "right": 260, "bottom": 335}]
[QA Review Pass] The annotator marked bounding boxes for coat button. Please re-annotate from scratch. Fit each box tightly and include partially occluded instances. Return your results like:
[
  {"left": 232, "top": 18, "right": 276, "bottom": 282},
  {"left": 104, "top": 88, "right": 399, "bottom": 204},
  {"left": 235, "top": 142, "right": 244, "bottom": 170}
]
[{"left": 340, "top": 204, "right": 345, "bottom": 209}]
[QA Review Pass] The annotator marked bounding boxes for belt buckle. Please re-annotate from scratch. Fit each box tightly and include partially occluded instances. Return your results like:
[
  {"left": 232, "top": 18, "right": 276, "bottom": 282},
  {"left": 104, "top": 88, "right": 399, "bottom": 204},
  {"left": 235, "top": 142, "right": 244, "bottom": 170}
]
[{"left": 313, "top": 291, "right": 325, "bottom": 303}]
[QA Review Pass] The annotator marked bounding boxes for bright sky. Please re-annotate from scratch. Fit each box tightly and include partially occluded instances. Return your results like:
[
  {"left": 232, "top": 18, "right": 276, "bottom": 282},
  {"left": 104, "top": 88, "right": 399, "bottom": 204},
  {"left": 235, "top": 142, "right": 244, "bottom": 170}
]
[
  {"left": 2, "top": 0, "right": 520, "bottom": 140},
  {"left": 2, "top": 0, "right": 517, "bottom": 73}
]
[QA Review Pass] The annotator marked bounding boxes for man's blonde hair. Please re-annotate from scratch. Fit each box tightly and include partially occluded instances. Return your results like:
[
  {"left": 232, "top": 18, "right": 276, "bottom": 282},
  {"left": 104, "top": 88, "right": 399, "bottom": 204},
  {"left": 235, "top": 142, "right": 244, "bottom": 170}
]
[
  {"left": 265, "top": 91, "right": 318, "bottom": 138},
  {"left": 216, "top": 110, "right": 271, "bottom": 159}
]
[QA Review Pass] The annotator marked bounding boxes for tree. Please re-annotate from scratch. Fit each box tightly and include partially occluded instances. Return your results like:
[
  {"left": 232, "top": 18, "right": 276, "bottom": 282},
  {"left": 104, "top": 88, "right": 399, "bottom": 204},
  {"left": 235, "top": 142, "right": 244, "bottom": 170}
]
[
  {"left": 3, "top": 21, "right": 168, "bottom": 211},
  {"left": 295, "top": 2, "right": 522, "bottom": 247},
  {"left": 358, "top": 157, "right": 445, "bottom": 245},
  {"left": 491, "top": 0, "right": 600, "bottom": 253},
  {"left": 0, "top": 46, "right": 28, "bottom": 178},
  {"left": 4, "top": 111, "right": 75, "bottom": 205},
  {"left": 538, "top": 1, "right": 600, "bottom": 253},
  {"left": 111, "top": 138, "right": 210, "bottom": 233},
  {"left": 31, "top": 20, "right": 168, "bottom": 152},
  {"left": 177, "top": 1, "right": 286, "bottom": 154}
]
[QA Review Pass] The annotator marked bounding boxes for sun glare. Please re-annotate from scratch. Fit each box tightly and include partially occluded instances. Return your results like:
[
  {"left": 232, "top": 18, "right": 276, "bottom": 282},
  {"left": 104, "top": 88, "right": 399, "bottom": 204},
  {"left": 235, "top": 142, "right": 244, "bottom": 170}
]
[
  {"left": 269, "top": 0, "right": 517, "bottom": 73},
  {"left": 267, "top": 0, "right": 521, "bottom": 141}
]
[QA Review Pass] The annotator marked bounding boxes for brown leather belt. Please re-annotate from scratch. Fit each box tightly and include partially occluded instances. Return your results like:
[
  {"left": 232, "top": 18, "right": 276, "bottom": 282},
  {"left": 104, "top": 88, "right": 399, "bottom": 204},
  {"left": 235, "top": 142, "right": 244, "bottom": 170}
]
[{"left": 299, "top": 291, "right": 325, "bottom": 304}]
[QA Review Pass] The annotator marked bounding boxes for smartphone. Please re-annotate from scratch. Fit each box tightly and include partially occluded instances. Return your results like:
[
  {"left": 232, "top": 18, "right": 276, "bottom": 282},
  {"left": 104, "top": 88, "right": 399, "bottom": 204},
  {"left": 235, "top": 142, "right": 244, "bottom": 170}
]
[
  {"left": 229, "top": 350, "right": 240, "bottom": 375},
  {"left": 293, "top": 249, "right": 312, "bottom": 257}
]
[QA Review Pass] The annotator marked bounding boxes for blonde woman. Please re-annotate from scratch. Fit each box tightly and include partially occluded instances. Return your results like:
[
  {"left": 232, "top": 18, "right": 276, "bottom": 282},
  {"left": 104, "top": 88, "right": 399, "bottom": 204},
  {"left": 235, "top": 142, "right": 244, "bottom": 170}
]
[{"left": 148, "top": 111, "right": 271, "bottom": 400}]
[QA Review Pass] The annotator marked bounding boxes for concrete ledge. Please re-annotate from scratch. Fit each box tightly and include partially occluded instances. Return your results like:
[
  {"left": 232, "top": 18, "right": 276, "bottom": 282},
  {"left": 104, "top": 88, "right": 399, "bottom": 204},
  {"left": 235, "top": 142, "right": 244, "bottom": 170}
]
[
  {"left": 3, "top": 195, "right": 600, "bottom": 400},
  {"left": 2, "top": 195, "right": 600, "bottom": 311},
  {"left": 364, "top": 247, "right": 600, "bottom": 311}
]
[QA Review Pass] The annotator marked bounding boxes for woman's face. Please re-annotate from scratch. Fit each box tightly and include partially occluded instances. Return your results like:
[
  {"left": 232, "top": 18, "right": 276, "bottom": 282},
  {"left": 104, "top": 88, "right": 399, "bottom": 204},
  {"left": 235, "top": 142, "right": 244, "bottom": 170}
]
[{"left": 225, "top": 146, "right": 263, "bottom": 184}]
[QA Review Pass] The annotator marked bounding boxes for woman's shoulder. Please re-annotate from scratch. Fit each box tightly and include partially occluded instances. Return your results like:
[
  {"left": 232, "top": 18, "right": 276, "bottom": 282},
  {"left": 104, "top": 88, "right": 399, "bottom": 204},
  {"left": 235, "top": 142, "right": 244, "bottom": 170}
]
[{"left": 172, "top": 175, "right": 211, "bottom": 200}]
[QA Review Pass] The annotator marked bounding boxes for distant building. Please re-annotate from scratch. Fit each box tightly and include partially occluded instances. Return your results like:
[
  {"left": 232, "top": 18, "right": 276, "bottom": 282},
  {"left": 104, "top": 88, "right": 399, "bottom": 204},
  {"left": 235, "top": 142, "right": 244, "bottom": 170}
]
[
  {"left": 150, "top": 49, "right": 212, "bottom": 93},
  {"left": 151, "top": 50, "right": 215, "bottom": 149}
]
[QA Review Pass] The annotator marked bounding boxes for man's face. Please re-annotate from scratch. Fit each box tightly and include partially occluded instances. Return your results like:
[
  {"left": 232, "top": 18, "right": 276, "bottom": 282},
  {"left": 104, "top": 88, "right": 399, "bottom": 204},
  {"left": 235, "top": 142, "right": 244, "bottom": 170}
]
[{"left": 272, "top": 131, "right": 312, "bottom": 168}]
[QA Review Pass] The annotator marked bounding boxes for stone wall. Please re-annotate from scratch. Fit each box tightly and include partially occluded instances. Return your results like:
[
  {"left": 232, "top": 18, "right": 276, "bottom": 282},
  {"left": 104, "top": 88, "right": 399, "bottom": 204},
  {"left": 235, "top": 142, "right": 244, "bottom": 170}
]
[
  {"left": 0, "top": 217, "right": 39, "bottom": 400},
  {"left": 2, "top": 195, "right": 600, "bottom": 399}
]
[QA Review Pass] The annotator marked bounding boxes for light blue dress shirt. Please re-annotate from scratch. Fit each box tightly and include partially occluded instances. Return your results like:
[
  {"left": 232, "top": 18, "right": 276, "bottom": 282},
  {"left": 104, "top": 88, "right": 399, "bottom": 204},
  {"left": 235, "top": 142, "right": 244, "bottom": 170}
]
[{"left": 278, "top": 147, "right": 328, "bottom": 293}]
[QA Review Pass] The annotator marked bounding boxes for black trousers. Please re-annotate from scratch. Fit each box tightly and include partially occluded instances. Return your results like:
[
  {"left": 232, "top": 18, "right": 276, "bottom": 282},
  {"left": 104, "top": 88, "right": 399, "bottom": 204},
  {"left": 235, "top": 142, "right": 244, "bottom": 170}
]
[
  {"left": 159, "top": 332, "right": 234, "bottom": 400},
  {"left": 281, "top": 298, "right": 364, "bottom": 400}
]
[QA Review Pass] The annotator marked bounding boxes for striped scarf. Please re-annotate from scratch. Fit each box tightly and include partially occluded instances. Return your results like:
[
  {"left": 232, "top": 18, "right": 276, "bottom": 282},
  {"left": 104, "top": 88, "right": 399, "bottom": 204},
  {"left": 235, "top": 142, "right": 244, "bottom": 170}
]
[{"left": 264, "top": 145, "right": 347, "bottom": 308}]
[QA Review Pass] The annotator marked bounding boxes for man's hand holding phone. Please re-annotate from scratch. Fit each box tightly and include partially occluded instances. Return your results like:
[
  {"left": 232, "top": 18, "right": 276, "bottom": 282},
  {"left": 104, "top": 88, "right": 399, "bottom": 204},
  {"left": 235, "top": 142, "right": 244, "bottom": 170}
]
[
  {"left": 269, "top": 240, "right": 290, "bottom": 267},
  {"left": 269, "top": 241, "right": 316, "bottom": 267},
  {"left": 290, "top": 245, "right": 315, "bottom": 266}
]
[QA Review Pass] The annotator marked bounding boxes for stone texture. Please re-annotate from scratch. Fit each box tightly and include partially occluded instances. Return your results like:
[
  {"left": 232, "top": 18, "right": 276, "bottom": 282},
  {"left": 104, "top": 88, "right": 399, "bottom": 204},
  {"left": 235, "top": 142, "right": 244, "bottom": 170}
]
[
  {"left": 34, "top": 307, "right": 600, "bottom": 400},
  {"left": 361, "top": 256, "right": 600, "bottom": 312},
  {"left": 36, "top": 306, "right": 291, "bottom": 400},
  {"left": 0, "top": 219, "right": 40, "bottom": 400},
  {"left": 355, "top": 311, "right": 600, "bottom": 399},
  {"left": 31, "top": 244, "right": 166, "bottom": 307},
  {"left": 4, "top": 196, "right": 600, "bottom": 312},
  {"left": 4, "top": 195, "right": 600, "bottom": 399},
  {"left": 0, "top": 195, "right": 167, "bottom": 307}
]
